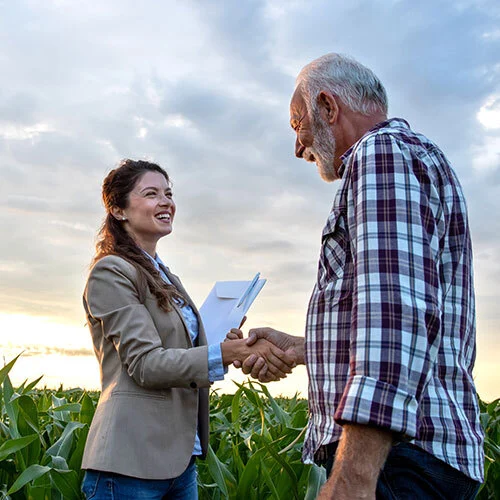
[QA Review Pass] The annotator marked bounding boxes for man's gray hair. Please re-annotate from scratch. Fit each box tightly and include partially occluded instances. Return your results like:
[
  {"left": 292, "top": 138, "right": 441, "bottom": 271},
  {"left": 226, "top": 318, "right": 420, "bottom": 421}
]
[{"left": 296, "top": 53, "right": 388, "bottom": 116}]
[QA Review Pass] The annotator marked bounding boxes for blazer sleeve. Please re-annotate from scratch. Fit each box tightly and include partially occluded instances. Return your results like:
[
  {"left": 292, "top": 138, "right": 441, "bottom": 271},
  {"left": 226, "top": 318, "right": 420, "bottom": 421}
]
[{"left": 84, "top": 255, "right": 210, "bottom": 389}]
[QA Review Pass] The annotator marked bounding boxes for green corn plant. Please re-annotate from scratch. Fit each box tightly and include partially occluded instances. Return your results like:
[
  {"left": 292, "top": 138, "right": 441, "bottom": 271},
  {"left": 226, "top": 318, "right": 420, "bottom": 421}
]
[
  {"left": 0, "top": 354, "right": 498, "bottom": 499},
  {"left": 478, "top": 398, "right": 500, "bottom": 499},
  {"left": 197, "top": 381, "right": 325, "bottom": 500},
  {"left": 0, "top": 355, "right": 97, "bottom": 499}
]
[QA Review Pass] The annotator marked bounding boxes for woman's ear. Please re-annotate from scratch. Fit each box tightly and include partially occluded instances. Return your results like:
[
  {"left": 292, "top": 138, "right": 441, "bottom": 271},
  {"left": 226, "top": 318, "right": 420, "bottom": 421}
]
[{"left": 110, "top": 207, "right": 127, "bottom": 221}]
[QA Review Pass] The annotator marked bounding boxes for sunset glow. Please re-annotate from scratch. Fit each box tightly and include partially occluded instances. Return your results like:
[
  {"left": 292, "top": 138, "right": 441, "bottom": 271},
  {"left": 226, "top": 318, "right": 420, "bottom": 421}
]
[{"left": 1, "top": 0, "right": 499, "bottom": 405}]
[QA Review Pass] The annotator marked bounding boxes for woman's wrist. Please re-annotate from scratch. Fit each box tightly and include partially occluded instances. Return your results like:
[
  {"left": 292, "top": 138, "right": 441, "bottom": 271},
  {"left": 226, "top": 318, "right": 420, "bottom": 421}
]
[{"left": 220, "top": 339, "right": 250, "bottom": 366}]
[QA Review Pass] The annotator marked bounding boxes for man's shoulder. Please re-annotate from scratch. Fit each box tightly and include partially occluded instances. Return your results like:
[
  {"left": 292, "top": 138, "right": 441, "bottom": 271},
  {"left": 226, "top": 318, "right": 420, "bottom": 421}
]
[
  {"left": 360, "top": 118, "right": 412, "bottom": 145},
  {"left": 355, "top": 118, "right": 438, "bottom": 158}
]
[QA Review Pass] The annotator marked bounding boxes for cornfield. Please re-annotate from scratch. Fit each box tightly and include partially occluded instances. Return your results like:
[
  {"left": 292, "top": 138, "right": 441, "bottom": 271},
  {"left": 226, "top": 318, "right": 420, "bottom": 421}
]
[{"left": 0, "top": 354, "right": 498, "bottom": 499}]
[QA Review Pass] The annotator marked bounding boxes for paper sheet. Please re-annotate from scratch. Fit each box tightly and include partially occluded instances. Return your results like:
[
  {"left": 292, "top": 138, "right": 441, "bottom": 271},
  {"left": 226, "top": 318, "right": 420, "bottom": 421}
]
[{"left": 199, "top": 273, "right": 266, "bottom": 344}]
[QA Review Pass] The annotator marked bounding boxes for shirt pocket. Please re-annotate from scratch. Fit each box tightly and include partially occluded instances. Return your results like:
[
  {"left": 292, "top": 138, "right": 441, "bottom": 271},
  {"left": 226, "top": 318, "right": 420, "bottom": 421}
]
[{"left": 317, "top": 208, "right": 350, "bottom": 290}]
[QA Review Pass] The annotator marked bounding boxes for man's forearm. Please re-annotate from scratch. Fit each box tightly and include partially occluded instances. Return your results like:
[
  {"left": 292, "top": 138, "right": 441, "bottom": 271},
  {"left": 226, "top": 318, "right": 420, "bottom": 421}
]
[{"left": 318, "top": 423, "right": 393, "bottom": 500}]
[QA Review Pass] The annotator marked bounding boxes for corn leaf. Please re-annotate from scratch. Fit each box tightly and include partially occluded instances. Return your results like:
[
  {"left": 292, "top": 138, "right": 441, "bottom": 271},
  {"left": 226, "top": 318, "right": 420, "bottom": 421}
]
[
  {"left": 7, "top": 464, "right": 51, "bottom": 494},
  {"left": 79, "top": 392, "right": 95, "bottom": 425},
  {"left": 18, "top": 395, "right": 39, "bottom": 434},
  {"left": 22, "top": 376, "right": 44, "bottom": 394},
  {"left": 50, "top": 455, "right": 69, "bottom": 470},
  {"left": 235, "top": 448, "right": 266, "bottom": 498},
  {"left": 0, "top": 434, "right": 38, "bottom": 461},
  {"left": 259, "top": 383, "right": 291, "bottom": 427},
  {"left": 206, "top": 444, "right": 236, "bottom": 497},
  {"left": 304, "top": 464, "right": 326, "bottom": 500},
  {"left": 0, "top": 354, "right": 22, "bottom": 387},
  {"left": 230, "top": 389, "right": 241, "bottom": 428},
  {"left": 51, "top": 395, "right": 71, "bottom": 423},
  {"left": 51, "top": 403, "right": 81, "bottom": 413},
  {"left": 260, "top": 436, "right": 298, "bottom": 497},
  {"left": 50, "top": 469, "right": 81, "bottom": 500},
  {"left": 45, "top": 421, "right": 85, "bottom": 460},
  {"left": 3, "top": 376, "right": 19, "bottom": 438},
  {"left": 260, "top": 460, "right": 280, "bottom": 499},
  {"left": 68, "top": 425, "right": 89, "bottom": 471}
]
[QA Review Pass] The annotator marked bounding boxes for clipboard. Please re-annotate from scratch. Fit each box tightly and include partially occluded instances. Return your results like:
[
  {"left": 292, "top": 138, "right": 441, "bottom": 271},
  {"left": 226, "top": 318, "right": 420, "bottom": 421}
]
[{"left": 199, "top": 273, "right": 266, "bottom": 344}]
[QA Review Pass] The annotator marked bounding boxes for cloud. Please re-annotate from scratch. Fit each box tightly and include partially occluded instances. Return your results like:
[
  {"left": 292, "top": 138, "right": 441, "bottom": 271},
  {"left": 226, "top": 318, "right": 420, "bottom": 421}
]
[
  {"left": 0, "top": 92, "right": 39, "bottom": 125},
  {"left": 477, "top": 94, "right": 500, "bottom": 129},
  {"left": 0, "top": 344, "right": 93, "bottom": 357},
  {"left": 7, "top": 195, "right": 53, "bottom": 212},
  {"left": 0, "top": 0, "right": 499, "bottom": 396}
]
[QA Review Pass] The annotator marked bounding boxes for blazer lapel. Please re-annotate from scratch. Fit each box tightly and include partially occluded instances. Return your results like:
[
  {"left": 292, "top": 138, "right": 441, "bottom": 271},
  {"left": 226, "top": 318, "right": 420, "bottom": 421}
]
[{"left": 158, "top": 263, "right": 207, "bottom": 347}]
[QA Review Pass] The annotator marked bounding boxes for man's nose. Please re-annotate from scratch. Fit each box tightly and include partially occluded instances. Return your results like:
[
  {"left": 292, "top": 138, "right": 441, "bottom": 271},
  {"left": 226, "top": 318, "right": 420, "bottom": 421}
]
[{"left": 295, "top": 137, "right": 305, "bottom": 158}]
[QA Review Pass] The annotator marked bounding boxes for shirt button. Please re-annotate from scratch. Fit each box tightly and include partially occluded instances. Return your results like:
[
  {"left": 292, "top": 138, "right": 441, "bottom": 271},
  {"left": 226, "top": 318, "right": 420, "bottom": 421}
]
[{"left": 190, "top": 382, "right": 197, "bottom": 389}]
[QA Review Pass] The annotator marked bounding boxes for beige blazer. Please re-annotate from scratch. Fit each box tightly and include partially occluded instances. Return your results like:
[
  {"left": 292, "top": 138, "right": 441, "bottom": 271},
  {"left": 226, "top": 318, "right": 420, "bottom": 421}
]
[{"left": 81, "top": 254, "right": 210, "bottom": 480}]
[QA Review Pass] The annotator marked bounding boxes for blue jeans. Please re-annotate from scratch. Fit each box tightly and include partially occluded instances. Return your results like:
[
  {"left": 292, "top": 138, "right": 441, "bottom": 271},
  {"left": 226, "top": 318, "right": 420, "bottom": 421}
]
[
  {"left": 81, "top": 458, "right": 198, "bottom": 499},
  {"left": 323, "top": 442, "right": 480, "bottom": 499}
]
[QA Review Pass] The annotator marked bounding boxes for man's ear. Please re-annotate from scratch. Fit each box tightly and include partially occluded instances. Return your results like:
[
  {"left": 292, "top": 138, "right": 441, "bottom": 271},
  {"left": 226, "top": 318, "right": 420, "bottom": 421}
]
[
  {"left": 110, "top": 206, "right": 126, "bottom": 221},
  {"left": 317, "top": 91, "right": 338, "bottom": 125}
]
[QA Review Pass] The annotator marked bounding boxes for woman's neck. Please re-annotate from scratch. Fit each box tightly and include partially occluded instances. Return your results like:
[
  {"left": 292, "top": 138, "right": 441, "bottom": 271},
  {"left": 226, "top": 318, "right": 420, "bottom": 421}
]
[{"left": 127, "top": 230, "right": 158, "bottom": 258}]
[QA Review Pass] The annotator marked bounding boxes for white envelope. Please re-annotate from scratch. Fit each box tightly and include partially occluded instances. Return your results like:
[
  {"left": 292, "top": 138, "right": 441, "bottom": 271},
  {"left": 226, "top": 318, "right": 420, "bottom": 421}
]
[{"left": 199, "top": 274, "right": 266, "bottom": 345}]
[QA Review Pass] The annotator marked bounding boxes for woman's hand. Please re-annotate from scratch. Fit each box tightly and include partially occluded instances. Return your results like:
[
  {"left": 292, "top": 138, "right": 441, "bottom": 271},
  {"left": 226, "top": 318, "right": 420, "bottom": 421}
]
[
  {"left": 225, "top": 327, "right": 304, "bottom": 382},
  {"left": 220, "top": 337, "right": 296, "bottom": 381},
  {"left": 223, "top": 315, "right": 246, "bottom": 341},
  {"left": 245, "top": 338, "right": 297, "bottom": 380},
  {"left": 224, "top": 328, "right": 244, "bottom": 341}
]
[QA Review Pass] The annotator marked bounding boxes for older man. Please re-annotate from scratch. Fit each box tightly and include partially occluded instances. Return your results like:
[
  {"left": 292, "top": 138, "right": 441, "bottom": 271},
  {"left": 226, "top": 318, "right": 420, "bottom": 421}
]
[{"left": 237, "top": 54, "right": 484, "bottom": 499}]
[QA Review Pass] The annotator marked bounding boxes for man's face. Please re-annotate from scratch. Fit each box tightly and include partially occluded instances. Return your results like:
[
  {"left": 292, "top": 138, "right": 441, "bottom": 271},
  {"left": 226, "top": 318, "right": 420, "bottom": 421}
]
[{"left": 289, "top": 89, "right": 338, "bottom": 182}]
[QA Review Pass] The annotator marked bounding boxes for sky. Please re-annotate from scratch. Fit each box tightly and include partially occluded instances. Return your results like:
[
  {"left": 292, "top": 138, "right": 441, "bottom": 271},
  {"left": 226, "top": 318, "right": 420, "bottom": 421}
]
[{"left": 0, "top": 0, "right": 499, "bottom": 401}]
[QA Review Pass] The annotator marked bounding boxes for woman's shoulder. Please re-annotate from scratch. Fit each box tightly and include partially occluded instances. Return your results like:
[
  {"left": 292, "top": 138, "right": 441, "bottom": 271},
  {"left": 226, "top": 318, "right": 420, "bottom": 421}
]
[
  {"left": 84, "top": 255, "right": 148, "bottom": 311},
  {"left": 89, "top": 254, "right": 139, "bottom": 280}
]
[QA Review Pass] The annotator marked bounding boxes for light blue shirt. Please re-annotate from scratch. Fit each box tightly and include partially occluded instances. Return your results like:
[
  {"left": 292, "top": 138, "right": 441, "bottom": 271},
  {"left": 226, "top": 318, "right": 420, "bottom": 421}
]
[{"left": 144, "top": 252, "right": 225, "bottom": 455}]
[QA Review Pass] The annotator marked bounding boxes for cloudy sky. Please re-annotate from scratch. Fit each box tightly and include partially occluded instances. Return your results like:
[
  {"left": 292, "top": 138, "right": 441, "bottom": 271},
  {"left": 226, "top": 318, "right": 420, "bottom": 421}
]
[{"left": 0, "top": 0, "right": 499, "bottom": 400}]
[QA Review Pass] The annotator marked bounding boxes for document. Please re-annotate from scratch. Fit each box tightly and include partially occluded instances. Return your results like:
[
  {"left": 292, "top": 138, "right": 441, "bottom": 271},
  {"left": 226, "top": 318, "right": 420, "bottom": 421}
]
[{"left": 199, "top": 273, "right": 266, "bottom": 344}]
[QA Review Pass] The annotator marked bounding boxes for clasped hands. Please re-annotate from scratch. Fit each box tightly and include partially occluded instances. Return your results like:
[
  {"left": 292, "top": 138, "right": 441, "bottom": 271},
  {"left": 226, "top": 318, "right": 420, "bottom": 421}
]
[{"left": 224, "top": 327, "right": 304, "bottom": 382}]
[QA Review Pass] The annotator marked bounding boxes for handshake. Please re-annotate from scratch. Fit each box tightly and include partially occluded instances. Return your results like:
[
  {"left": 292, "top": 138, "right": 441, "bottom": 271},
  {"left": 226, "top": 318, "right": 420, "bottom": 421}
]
[{"left": 223, "top": 327, "right": 305, "bottom": 383}]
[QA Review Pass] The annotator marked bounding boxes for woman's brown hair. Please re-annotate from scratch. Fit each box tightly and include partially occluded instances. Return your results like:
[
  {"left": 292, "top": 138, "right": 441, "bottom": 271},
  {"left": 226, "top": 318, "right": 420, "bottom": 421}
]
[{"left": 94, "top": 159, "right": 185, "bottom": 311}]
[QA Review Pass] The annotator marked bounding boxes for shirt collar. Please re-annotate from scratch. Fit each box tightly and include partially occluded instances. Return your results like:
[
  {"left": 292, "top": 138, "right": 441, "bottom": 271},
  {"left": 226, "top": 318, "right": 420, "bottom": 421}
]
[
  {"left": 338, "top": 117, "right": 410, "bottom": 178},
  {"left": 142, "top": 250, "right": 167, "bottom": 272}
]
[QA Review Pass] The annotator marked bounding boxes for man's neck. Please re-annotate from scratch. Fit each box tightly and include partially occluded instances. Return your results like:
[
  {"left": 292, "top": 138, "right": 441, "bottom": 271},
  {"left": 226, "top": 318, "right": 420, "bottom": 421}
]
[
  {"left": 345, "top": 111, "right": 387, "bottom": 145},
  {"left": 334, "top": 111, "right": 388, "bottom": 168}
]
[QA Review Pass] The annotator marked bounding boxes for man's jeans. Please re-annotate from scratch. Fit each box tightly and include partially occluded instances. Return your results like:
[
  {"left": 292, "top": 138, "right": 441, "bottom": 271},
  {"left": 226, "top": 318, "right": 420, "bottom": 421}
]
[
  {"left": 323, "top": 442, "right": 481, "bottom": 499},
  {"left": 81, "top": 457, "right": 198, "bottom": 499}
]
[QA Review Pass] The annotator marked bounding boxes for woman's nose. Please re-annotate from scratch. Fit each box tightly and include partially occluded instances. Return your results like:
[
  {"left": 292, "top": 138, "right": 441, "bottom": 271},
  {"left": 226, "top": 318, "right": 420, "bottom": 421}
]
[{"left": 159, "top": 194, "right": 173, "bottom": 205}]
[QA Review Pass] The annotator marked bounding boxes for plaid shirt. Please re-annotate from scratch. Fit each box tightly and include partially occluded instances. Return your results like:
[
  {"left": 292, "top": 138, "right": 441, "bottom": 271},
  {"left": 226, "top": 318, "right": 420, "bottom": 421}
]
[{"left": 303, "top": 118, "right": 484, "bottom": 482}]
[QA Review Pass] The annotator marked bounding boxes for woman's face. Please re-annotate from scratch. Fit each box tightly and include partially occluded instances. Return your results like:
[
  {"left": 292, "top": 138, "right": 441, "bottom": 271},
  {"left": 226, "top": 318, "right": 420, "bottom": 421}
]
[{"left": 120, "top": 171, "right": 176, "bottom": 249}]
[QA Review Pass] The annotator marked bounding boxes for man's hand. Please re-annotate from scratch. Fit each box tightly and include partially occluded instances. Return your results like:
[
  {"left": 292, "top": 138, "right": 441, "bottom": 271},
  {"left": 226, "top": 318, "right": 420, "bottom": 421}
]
[
  {"left": 248, "top": 328, "right": 303, "bottom": 355},
  {"left": 224, "top": 328, "right": 298, "bottom": 382},
  {"left": 229, "top": 327, "right": 305, "bottom": 382},
  {"left": 318, "top": 424, "right": 393, "bottom": 500},
  {"left": 245, "top": 338, "right": 296, "bottom": 380},
  {"left": 221, "top": 332, "right": 296, "bottom": 381}
]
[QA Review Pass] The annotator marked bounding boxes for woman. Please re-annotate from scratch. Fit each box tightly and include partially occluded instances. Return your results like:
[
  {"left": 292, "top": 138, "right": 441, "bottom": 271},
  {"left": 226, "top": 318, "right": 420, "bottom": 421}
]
[{"left": 81, "top": 159, "right": 294, "bottom": 499}]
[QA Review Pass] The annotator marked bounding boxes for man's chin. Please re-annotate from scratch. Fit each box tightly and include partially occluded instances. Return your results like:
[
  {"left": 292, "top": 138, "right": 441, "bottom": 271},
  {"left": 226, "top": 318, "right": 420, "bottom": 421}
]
[{"left": 317, "top": 162, "right": 338, "bottom": 182}]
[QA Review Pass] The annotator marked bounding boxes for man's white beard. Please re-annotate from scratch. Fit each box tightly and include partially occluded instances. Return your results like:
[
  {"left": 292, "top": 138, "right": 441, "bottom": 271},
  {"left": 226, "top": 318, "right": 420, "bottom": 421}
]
[{"left": 307, "top": 109, "right": 338, "bottom": 182}]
